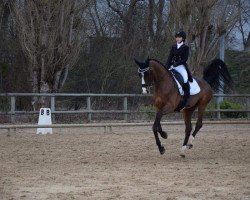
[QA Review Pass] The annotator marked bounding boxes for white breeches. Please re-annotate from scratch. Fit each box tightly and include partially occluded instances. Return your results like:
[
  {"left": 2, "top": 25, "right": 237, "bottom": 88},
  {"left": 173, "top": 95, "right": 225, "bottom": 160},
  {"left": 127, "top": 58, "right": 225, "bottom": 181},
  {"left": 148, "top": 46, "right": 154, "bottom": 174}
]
[{"left": 171, "top": 65, "right": 188, "bottom": 83}]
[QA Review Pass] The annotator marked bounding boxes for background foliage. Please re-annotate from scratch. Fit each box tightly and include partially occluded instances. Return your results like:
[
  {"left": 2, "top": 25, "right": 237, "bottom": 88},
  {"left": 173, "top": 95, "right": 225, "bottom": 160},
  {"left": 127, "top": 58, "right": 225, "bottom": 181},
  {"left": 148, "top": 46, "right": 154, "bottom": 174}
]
[{"left": 0, "top": 0, "right": 249, "bottom": 111}]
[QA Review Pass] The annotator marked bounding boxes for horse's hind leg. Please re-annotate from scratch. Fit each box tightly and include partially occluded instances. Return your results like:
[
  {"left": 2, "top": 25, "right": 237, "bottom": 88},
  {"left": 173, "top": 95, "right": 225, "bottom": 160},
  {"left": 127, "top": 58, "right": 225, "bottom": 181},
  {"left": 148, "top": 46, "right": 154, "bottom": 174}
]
[
  {"left": 152, "top": 111, "right": 166, "bottom": 154},
  {"left": 180, "top": 106, "right": 196, "bottom": 157},
  {"left": 188, "top": 104, "right": 207, "bottom": 148}
]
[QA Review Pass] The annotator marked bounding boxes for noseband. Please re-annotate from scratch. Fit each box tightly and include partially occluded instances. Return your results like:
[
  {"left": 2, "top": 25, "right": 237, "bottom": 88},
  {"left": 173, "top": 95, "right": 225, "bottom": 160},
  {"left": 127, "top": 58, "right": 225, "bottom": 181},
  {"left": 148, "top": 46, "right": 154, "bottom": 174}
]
[
  {"left": 138, "top": 67, "right": 153, "bottom": 88},
  {"left": 138, "top": 67, "right": 150, "bottom": 74}
]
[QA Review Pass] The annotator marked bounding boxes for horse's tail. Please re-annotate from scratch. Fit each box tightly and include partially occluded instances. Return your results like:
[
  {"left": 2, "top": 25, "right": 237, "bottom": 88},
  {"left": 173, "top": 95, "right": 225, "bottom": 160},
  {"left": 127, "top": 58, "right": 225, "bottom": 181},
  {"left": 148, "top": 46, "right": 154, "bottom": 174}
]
[{"left": 203, "top": 59, "right": 233, "bottom": 92}]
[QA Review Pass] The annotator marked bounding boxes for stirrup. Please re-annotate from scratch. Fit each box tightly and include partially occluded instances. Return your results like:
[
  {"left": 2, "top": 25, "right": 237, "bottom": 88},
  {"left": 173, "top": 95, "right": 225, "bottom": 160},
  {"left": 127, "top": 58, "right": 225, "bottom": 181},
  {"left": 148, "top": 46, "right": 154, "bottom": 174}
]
[
  {"left": 180, "top": 107, "right": 186, "bottom": 111},
  {"left": 180, "top": 98, "right": 190, "bottom": 111},
  {"left": 180, "top": 104, "right": 190, "bottom": 111}
]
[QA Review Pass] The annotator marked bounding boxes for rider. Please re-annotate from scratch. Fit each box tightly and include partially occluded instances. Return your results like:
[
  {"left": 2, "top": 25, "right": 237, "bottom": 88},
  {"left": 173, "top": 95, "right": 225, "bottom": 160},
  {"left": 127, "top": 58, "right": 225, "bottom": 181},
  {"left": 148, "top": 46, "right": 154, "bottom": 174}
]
[{"left": 165, "top": 31, "right": 193, "bottom": 109}]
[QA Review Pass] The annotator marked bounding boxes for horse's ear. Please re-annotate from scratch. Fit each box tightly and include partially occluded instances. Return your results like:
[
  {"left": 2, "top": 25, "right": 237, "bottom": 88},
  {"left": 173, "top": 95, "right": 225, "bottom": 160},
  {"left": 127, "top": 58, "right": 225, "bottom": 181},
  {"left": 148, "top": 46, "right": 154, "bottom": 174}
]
[{"left": 134, "top": 58, "right": 144, "bottom": 68}]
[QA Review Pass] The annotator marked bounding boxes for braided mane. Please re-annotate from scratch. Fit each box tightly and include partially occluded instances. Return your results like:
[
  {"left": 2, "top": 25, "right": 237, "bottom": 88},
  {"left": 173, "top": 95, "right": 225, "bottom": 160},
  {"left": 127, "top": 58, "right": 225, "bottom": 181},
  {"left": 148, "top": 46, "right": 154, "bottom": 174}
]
[{"left": 149, "top": 58, "right": 166, "bottom": 69}]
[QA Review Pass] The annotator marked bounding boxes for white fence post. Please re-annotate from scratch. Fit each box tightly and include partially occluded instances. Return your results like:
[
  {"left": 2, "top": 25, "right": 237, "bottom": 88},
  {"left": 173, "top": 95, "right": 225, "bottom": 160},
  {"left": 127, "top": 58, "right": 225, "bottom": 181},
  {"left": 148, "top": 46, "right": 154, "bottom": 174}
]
[
  {"left": 247, "top": 97, "right": 250, "bottom": 119},
  {"left": 123, "top": 97, "right": 128, "bottom": 121},
  {"left": 51, "top": 96, "right": 55, "bottom": 122},
  {"left": 216, "top": 96, "right": 221, "bottom": 119},
  {"left": 10, "top": 96, "right": 15, "bottom": 123},
  {"left": 87, "top": 97, "right": 91, "bottom": 122}
]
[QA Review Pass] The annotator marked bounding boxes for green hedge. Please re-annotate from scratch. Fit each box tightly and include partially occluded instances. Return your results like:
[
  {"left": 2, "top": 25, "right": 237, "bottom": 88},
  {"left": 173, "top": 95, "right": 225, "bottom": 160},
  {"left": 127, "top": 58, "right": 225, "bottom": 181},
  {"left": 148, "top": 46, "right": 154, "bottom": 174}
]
[
  {"left": 139, "top": 104, "right": 155, "bottom": 119},
  {"left": 220, "top": 100, "right": 247, "bottom": 118}
]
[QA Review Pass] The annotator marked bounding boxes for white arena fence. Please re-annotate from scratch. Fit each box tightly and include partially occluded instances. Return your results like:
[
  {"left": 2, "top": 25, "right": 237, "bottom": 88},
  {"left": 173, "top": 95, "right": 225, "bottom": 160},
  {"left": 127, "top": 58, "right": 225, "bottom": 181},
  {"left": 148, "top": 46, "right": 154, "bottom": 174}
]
[
  {"left": 0, "top": 93, "right": 250, "bottom": 123},
  {"left": 0, "top": 121, "right": 250, "bottom": 134}
]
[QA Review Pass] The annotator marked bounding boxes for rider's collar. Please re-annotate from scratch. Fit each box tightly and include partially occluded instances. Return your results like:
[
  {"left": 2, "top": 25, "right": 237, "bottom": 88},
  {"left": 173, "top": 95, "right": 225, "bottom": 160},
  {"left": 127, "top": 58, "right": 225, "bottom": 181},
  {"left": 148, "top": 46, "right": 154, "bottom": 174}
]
[{"left": 177, "top": 42, "right": 184, "bottom": 49}]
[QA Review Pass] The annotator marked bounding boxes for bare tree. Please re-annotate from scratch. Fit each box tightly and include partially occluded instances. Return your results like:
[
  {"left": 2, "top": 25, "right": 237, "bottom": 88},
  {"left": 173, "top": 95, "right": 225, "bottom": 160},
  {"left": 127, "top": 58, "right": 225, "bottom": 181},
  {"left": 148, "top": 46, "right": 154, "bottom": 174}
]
[
  {"left": 10, "top": 0, "right": 92, "bottom": 108},
  {"left": 168, "top": 0, "right": 240, "bottom": 75},
  {"left": 147, "top": 0, "right": 166, "bottom": 51},
  {"left": 0, "top": 0, "right": 15, "bottom": 93},
  {"left": 235, "top": 0, "right": 250, "bottom": 51},
  {"left": 106, "top": 0, "right": 145, "bottom": 50},
  {"left": 87, "top": 0, "right": 106, "bottom": 37},
  {"left": 0, "top": 0, "right": 9, "bottom": 31}
]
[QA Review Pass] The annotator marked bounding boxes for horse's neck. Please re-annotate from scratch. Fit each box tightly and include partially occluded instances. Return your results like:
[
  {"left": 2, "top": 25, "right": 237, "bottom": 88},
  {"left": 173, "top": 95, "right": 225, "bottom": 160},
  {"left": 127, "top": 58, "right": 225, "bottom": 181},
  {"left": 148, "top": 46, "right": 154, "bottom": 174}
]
[{"left": 150, "top": 61, "right": 172, "bottom": 84}]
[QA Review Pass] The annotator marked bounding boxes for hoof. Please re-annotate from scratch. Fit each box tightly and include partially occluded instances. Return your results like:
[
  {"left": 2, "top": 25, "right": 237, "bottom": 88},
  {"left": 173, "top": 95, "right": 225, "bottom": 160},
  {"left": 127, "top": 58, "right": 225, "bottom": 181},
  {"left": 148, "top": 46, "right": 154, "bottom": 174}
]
[
  {"left": 180, "top": 146, "right": 187, "bottom": 158},
  {"left": 160, "top": 131, "right": 168, "bottom": 139},
  {"left": 180, "top": 154, "right": 185, "bottom": 158},
  {"left": 159, "top": 146, "right": 166, "bottom": 155},
  {"left": 187, "top": 144, "right": 193, "bottom": 149}
]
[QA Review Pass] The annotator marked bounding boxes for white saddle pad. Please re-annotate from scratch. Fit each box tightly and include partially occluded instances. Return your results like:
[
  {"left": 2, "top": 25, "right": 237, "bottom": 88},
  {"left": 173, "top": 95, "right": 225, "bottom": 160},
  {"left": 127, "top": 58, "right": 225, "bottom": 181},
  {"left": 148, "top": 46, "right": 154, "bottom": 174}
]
[{"left": 173, "top": 77, "right": 201, "bottom": 96}]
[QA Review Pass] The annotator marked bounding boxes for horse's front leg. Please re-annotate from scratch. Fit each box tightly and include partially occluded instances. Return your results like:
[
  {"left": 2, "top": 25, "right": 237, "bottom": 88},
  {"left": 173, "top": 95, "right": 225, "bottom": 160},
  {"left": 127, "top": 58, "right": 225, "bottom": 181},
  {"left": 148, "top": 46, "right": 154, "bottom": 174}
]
[{"left": 152, "top": 111, "right": 167, "bottom": 155}]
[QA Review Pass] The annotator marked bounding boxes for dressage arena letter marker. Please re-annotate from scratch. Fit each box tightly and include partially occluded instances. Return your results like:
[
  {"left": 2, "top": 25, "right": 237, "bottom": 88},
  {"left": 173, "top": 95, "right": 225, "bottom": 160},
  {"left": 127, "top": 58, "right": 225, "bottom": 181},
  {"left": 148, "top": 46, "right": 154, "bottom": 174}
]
[{"left": 36, "top": 108, "right": 53, "bottom": 135}]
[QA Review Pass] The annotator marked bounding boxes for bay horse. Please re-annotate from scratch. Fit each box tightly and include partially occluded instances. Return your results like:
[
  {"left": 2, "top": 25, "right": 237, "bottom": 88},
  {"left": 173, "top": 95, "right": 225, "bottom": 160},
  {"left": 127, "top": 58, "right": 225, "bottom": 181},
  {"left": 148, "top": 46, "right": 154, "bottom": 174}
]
[{"left": 135, "top": 58, "right": 232, "bottom": 157}]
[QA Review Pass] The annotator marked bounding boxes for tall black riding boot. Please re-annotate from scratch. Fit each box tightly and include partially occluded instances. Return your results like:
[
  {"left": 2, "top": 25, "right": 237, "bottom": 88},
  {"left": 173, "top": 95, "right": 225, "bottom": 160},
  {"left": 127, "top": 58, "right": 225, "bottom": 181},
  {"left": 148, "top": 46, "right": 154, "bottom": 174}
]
[{"left": 182, "top": 82, "right": 190, "bottom": 108}]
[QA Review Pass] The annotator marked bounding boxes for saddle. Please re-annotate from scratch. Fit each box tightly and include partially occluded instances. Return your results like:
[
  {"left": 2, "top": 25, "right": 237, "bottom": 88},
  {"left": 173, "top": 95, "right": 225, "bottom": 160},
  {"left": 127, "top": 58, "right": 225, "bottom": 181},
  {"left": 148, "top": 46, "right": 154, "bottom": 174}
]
[
  {"left": 169, "top": 69, "right": 201, "bottom": 97},
  {"left": 170, "top": 69, "right": 184, "bottom": 87}
]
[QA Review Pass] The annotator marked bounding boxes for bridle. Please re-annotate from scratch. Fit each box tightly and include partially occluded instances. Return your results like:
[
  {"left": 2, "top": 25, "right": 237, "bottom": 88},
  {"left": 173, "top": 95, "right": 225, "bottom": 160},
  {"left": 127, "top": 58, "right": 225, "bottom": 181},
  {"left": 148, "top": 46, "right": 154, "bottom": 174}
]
[{"left": 138, "top": 67, "right": 153, "bottom": 93}]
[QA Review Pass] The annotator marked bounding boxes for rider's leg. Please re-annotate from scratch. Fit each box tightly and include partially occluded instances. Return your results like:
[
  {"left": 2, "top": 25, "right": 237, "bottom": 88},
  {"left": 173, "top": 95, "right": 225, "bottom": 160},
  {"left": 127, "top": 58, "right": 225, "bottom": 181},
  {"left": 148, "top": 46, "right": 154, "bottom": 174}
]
[
  {"left": 174, "top": 65, "right": 188, "bottom": 83},
  {"left": 182, "top": 82, "right": 190, "bottom": 107},
  {"left": 174, "top": 65, "right": 190, "bottom": 107}
]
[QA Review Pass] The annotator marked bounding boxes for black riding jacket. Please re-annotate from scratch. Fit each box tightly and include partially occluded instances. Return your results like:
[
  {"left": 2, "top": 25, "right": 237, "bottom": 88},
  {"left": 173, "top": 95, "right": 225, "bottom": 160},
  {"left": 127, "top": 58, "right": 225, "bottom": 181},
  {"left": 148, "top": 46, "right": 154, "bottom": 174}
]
[
  {"left": 165, "top": 43, "right": 193, "bottom": 82},
  {"left": 165, "top": 43, "right": 189, "bottom": 69}
]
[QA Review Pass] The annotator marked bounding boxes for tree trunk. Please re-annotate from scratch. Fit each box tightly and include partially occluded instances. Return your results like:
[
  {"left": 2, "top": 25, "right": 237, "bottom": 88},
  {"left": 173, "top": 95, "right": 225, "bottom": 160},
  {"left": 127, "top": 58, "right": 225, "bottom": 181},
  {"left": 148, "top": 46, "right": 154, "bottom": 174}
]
[
  {"left": 0, "top": 1, "right": 9, "bottom": 31},
  {"left": 244, "top": 32, "right": 250, "bottom": 51},
  {"left": 31, "top": 58, "right": 39, "bottom": 110}
]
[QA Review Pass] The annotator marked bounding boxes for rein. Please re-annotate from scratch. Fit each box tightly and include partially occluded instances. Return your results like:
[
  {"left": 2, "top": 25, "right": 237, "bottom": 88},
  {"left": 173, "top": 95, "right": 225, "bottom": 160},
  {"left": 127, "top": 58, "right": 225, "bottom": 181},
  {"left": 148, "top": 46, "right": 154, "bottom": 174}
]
[
  {"left": 138, "top": 59, "right": 179, "bottom": 91},
  {"left": 152, "top": 61, "right": 179, "bottom": 90}
]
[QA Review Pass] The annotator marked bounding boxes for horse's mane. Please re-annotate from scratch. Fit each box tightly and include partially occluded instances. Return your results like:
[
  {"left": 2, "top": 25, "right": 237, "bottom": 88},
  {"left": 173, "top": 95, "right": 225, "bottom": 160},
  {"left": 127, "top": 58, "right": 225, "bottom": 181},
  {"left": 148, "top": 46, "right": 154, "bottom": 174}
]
[
  {"left": 148, "top": 58, "right": 171, "bottom": 75},
  {"left": 148, "top": 58, "right": 166, "bottom": 69},
  {"left": 149, "top": 58, "right": 178, "bottom": 87}
]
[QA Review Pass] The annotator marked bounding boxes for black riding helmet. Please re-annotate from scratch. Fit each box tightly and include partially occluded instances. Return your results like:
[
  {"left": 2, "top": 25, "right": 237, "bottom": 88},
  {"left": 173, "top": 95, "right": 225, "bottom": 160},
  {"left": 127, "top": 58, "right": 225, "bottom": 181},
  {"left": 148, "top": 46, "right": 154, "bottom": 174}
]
[{"left": 175, "top": 31, "right": 186, "bottom": 41}]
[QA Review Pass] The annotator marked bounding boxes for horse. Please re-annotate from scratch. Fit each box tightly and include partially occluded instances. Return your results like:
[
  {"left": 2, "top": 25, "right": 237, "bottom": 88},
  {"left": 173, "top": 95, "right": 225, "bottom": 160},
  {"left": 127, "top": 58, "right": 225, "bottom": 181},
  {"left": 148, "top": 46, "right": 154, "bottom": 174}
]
[{"left": 135, "top": 58, "right": 232, "bottom": 157}]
